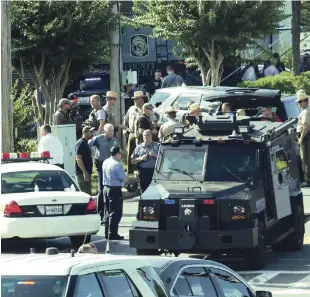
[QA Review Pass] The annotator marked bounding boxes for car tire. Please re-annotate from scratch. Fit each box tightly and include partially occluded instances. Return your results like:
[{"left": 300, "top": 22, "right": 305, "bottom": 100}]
[
  {"left": 70, "top": 235, "right": 91, "bottom": 248},
  {"left": 136, "top": 249, "right": 160, "bottom": 256},
  {"left": 245, "top": 222, "right": 266, "bottom": 270},
  {"left": 272, "top": 205, "right": 304, "bottom": 252}
]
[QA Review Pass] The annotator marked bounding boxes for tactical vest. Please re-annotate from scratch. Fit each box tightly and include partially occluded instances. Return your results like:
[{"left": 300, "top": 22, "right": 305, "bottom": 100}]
[
  {"left": 86, "top": 108, "right": 108, "bottom": 130},
  {"left": 135, "top": 115, "right": 152, "bottom": 139}
]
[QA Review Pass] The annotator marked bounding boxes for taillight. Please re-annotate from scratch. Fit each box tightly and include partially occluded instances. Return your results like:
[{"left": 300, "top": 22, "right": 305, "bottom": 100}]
[
  {"left": 85, "top": 198, "right": 97, "bottom": 214},
  {"left": 203, "top": 199, "right": 215, "bottom": 205},
  {"left": 4, "top": 201, "right": 23, "bottom": 217}
]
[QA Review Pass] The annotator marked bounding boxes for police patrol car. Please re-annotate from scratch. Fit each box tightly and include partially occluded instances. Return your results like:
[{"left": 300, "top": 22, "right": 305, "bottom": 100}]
[
  {"left": 1, "top": 247, "right": 169, "bottom": 297},
  {"left": 1, "top": 151, "right": 100, "bottom": 247},
  {"left": 130, "top": 114, "right": 308, "bottom": 269}
]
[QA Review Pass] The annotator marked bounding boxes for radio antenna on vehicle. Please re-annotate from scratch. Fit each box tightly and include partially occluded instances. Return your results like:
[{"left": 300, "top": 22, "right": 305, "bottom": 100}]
[{"left": 83, "top": 232, "right": 88, "bottom": 246}]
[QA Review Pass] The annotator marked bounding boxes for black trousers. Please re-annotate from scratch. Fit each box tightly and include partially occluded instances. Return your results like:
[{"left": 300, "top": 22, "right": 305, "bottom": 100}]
[
  {"left": 104, "top": 186, "right": 123, "bottom": 236},
  {"left": 138, "top": 167, "right": 154, "bottom": 193},
  {"left": 94, "top": 159, "right": 105, "bottom": 220}
]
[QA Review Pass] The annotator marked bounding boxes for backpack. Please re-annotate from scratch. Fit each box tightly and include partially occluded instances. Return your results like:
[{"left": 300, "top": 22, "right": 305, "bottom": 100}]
[{"left": 135, "top": 115, "right": 151, "bottom": 138}]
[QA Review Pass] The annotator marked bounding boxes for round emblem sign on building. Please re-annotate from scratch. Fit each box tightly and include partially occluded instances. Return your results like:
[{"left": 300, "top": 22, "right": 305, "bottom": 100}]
[{"left": 130, "top": 34, "right": 149, "bottom": 58}]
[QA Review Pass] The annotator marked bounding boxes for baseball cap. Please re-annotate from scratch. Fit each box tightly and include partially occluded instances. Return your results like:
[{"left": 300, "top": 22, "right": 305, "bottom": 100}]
[
  {"left": 68, "top": 93, "right": 78, "bottom": 100},
  {"left": 82, "top": 126, "right": 95, "bottom": 133},
  {"left": 58, "top": 98, "right": 71, "bottom": 107},
  {"left": 142, "top": 103, "right": 154, "bottom": 110}
]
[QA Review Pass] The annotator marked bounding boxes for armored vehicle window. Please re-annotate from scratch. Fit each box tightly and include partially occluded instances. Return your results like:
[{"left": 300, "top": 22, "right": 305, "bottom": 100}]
[
  {"left": 75, "top": 273, "right": 104, "bottom": 297},
  {"left": 172, "top": 267, "right": 217, "bottom": 297},
  {"left": 101, "top": 270, "right": 141, "bottom": 297},
  {"left": 137, "top": 267, "right": 169, "bottom": 297},
  {"left": 210, "top": 268, "right": 254, "bottom": 297},
  {"left": 206, "top": 145, "right": 257, "bottom": 182},
  {"left": 275, "top": 149, "right": 289, "bottom": 171},
  {"left": 159, "top": 149, "right": 205, "bottom": 176}
]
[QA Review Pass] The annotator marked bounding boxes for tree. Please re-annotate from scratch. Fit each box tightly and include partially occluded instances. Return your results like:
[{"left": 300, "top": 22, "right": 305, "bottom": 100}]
[
  {"left": 301, "top": 1, "right": 310, "bottom": 31},
  {"left": 11, "top": 0, "right": 118, "bottom": 125},
  {"left": 1, "top": 0, "right": 14, "bottom": 152},
  {"left": 125, "top": 0, "right": 286, "bottom": 86}
]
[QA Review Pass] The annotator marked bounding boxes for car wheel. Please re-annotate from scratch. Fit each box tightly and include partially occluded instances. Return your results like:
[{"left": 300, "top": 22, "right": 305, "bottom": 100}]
[
  {"left": 70, "top": 235, "right": 91, "bottom": 248},
  {"left": 136, "top": 249, "right": 160, "bottom": 256},
  {"left": 245, "top": 222, "right": 266, "bottom": 270},
  {"left": 272, "top": 205, "right": 304, "bottom": 252}
]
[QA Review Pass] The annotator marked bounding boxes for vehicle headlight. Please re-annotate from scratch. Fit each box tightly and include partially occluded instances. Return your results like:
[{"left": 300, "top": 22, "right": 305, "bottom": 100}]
[{"left": 233, "top": 206, "right": 245, "bottom": 215}]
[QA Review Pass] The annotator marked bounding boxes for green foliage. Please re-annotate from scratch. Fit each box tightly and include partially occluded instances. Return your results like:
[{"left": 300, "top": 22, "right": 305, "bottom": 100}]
[
  {"left": 12, "top": 80, "right": 35, "bottom": 133},
  {"left": 125, "top": 1, "right": 287, "bottom": 85},
  {"left": 238, "top": 71, "right": 310, "bottom": 95},
  {"left": 14, "top": 138, "right": 38, "bottom": 153},
  {"left": 301, "top": 1, "right": 310, "bottom": 31}
]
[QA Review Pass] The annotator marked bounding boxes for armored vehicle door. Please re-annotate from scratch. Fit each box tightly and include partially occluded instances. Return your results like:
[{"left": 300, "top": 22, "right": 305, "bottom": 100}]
[{"left": 269, "top": 146, "right": 292, "bottom": 219}]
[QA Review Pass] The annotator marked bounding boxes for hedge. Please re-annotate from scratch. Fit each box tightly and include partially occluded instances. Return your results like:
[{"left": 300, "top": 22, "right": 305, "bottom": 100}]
[{"left": 238, "top": 71, "right": 310, "bottom": 95}]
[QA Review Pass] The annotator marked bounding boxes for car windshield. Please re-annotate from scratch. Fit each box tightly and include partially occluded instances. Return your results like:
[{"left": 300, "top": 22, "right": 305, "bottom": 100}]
[
  {"left": 1, "top": 276, "right": 68, "bottom": 297},
  {"left": 206, "top": 145, "right": 257, "bottom": 182},
  {"left": 1, "top": 170, "right": 79, "bottom": 194},
  {"left": 159, "top": 149, "right": 206, "bottom": 177},
  {"left": 150, "top": 92, "right": 171, "bottom": 107}
]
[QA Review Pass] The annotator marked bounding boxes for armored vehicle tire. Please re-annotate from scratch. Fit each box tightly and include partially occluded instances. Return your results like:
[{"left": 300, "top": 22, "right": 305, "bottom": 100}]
[
  {"left": 245, "top": 222, "right": 266, "bottom": 270},
  {"left": 272, "top": 205, "right": 304, "bottom": 252},
  {"left": 136, "top": 249, "right": 160, "bottom": 256},
  {"left": 70, "top": 235, "right": 91, "bottom": 248}
]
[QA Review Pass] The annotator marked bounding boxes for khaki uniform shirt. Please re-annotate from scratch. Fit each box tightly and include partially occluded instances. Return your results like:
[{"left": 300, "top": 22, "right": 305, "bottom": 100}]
[
  {"left": 158, "top": 119, "right": 183, "bottom": 142},
  {"left": 124, "top": 105, "right": 142, "bottom": 135},
  {"left": 103, "top": 105, "right": 116, "bottom": 126},
  {"left": 297, "top": 106, "right": 310, "bottom": 133}
]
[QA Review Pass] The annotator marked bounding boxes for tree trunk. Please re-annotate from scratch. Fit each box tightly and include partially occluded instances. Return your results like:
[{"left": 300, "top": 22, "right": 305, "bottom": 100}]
[
  {"left": 197, "top": 62, "right": 207, "bottom": 86},
  {"left": 292, "top": 0, "right": 301, "bottom": 75},
  {"left": 1, "top": 0, "right": 14, "bottom": 152}
]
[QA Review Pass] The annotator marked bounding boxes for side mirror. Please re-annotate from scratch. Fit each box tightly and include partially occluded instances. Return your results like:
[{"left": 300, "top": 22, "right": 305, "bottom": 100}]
[{"left": 256, "top": 291, "right": 272, "bottom": 297}]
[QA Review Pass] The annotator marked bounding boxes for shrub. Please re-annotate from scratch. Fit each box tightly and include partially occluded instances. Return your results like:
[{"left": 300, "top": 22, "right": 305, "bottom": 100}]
[
  {"left": 238, "top": 71, "right": 310, "bottom": 95},
  {"left": 14, "top": 138, "right": 38, "bottom": 153}
]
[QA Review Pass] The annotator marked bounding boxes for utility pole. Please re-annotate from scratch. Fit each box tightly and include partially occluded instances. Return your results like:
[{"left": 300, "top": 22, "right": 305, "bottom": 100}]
[
  {"left": 109, "top": 1, "right": 125, "bottom": 147},
  {"left": 1, "top": 0, "right": 14, "bottom": 152},
  {"left": 291, "top": 0, "right": 301, "bottom": 75}
]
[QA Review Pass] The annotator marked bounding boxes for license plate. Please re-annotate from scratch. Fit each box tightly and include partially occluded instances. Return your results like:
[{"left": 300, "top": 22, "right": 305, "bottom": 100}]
[
  {"left": 45, "top": 205, "right": 63, "bottom": 215},
  {"left": 78, "top": 97, "right": 89, "bottom": 103}
]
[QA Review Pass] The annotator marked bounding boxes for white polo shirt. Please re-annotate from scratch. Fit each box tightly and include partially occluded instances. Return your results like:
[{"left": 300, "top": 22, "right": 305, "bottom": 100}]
[{"left": 38, "top": 133, "right": 64, "bottom": 165}]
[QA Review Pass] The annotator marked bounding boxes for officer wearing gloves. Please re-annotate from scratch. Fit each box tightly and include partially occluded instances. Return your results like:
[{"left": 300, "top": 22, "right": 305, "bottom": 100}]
[
  {"left": 131, "top": 129, "right": 160, "bottom": 193},
  {"left": 102, "top": 146, "right": 128, "bottom": 240}
]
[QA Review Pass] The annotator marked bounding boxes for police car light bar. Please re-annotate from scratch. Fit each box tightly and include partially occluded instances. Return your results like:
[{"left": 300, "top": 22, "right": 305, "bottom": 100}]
[{"left": 1, "top": 151, "right": 51, "bottom": 162}]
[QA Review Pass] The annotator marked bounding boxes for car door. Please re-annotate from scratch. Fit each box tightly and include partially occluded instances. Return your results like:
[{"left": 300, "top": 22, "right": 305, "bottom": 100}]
[
  {"left": 209, "top": 268, "right": 255, "bottom": 297},
  {"left": 269, "top": 146, "right": 292, "bottom": 219},
  {"left": 170, "top": 266, "right": 218, "bottom": 297},
  {"left": 74, "top": 272, "right": 105, "bottom": 297}
]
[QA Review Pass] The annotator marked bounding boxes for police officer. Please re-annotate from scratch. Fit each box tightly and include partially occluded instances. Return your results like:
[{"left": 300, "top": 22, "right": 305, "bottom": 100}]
[
  {"left": 123, "top": 91, "right": 147, "bottom": 174},
  {"left": 296, "top": 89, "right": 310, "bottom": 187},
  {"left": 181, "top": 102, "right": 202, "bottom": 125},
  {"left": 88, "top": 123, "right": 120, "bottom": 223},
  {"left": 88, "top": 94, "right": 107, "bottom": 135},
  {"left": 158, "top": 106, "right": 183, "bottom": 142},
  {"left": 103, "top": 91, "right": 124, "bottom": 137},
  {"left": 102, "top": 146, "right": 127, "bottom": 240},
  {"left": 53, "top": 99, "right": 73, "bottom": 125},
  {"left": 135, "top": 103, "right": 158, "bottom": 145},
  {"left": 131, "top": 129, "right": 160, "bottom": 193}
]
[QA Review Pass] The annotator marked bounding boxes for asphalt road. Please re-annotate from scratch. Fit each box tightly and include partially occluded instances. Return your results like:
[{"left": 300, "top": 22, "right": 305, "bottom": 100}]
[{"left": 2, "top": 189, "right": 310, "bottom": 297}]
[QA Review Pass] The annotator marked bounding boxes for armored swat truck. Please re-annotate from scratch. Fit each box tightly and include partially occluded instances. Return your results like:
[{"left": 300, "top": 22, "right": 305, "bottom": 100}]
[{"left": 129, "top": 115, "right": 306, "bottom": 269}]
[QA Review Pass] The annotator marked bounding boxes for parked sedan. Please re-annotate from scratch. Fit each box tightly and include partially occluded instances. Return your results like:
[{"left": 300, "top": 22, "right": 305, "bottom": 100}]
[{"left": 142, "top": 257, "right": 272, "bottom": 297}]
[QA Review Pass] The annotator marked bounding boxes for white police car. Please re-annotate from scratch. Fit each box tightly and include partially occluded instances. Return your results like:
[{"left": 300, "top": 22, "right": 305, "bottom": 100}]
[
  {"left": 1, "top": 248, "right": 169, "bottom": 297},
  {"left": 1, "top": 151, "right": 101, "bottom": 247}
]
